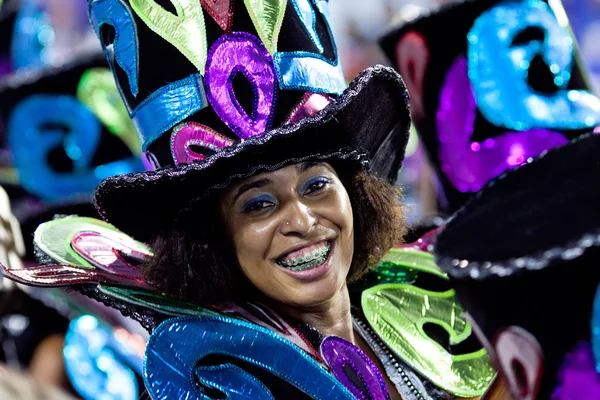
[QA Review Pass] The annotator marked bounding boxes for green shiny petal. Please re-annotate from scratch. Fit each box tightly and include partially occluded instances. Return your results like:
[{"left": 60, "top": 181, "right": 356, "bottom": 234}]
[
  {"left": 362, "top": 281, "right": 495, "bottom": 397},
  {"left": 77, "top": 68, "right": 141, "bottom": 154},
  {"left": 244, "top": 0, "right": 286, "bottom": 54},
  {"left": 98, "top": 285, "right": 220, "bottom": 317}
]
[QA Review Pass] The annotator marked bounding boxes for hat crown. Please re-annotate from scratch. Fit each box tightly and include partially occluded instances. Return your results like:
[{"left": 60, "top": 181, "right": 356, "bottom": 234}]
[{"left": 88, "top": 0, "right": 346, "bottom": 169}]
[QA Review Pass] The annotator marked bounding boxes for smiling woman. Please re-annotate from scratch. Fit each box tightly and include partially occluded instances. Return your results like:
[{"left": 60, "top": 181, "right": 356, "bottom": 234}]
[{"left": 142, "top": 161, "right": 405, "bottom": 309}]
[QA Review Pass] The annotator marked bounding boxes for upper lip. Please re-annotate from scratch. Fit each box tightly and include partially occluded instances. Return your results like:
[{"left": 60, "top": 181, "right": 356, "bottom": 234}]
[{"left": 274, "top": 237, "right": 334, "bottom": 261}]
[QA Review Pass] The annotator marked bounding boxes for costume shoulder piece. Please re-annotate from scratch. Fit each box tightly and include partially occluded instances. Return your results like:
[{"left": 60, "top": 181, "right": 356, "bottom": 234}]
[
  {"left": 352, "top": 230, "right": 496, "bottom": 398},
  {"left": 4, "top": 216, "right": 406, "bottom": 400}
]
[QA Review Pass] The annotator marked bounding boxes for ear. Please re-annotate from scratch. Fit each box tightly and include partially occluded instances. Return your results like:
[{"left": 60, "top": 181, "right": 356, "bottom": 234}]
[
  {"left": 395, "top": 31, "right": 429, "bottom": 120},
  {"left": 495, "top": 326, "right": 543, "bottom": 400}
]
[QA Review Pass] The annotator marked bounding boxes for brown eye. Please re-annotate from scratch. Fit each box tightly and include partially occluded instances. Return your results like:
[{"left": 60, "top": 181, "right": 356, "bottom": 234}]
[{"left": 302, "top": 177, "right": 330, "bottom": 195}]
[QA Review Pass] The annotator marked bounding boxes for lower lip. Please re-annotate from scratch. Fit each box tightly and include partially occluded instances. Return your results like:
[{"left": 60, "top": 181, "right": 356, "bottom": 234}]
[{"left": 276, "top": 242, "right": 335, "bottom": 282}]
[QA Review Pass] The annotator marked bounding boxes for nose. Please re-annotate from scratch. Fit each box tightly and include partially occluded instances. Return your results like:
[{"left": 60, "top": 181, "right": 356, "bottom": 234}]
[{"left": 279, "top": 199, "right": 317, "bottom": 237}]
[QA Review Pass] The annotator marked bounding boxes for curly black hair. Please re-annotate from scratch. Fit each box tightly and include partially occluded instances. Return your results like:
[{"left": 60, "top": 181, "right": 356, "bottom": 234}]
[{"left": 141, "top": 161, "right": 406, "bottom": 304}]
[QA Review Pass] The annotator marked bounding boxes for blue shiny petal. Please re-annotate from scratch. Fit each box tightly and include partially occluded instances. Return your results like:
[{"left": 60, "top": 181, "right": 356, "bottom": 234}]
[
  {"left": 89, "top": 0, "right": 140, "bottom": 96},
  {"left": 144, "top": 315, "right": 355, "bottom": 400},
  {"left": 131, "top": 74, "right": 208, "bottom": 150}
]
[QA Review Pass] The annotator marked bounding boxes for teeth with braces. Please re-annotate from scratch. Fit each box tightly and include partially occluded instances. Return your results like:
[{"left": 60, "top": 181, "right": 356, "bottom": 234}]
[{"left": 277, "top": 242, "right": 331, "bottom": 271}]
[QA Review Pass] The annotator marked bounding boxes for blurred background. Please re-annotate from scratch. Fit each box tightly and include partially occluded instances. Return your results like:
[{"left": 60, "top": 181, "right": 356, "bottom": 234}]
[{"left": 1, "top": 0, "right": 599, "bottom": 398}]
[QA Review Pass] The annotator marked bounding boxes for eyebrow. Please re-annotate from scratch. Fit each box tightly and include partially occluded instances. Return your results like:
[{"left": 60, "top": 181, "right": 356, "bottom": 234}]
[{"left": 231, "top": 178, "right": 271, "bottom": 205}]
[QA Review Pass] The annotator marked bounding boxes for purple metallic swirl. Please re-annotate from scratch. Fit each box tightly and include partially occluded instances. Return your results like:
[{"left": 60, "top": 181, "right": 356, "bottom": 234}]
[
  {"left": 436, "top": 56, "right": 568, "bottom": 193},
  {"left": 204, "top": 32, "right": 277, "bottom": 140},
  {"left": 170, "top": 122, "right": 234, "bottom": 165},
  {"left": 320, "top": 336, "right": 391, "bottom": 400},
  {"left": 552, "top": 341, "right": 600, "bottom": 400}
]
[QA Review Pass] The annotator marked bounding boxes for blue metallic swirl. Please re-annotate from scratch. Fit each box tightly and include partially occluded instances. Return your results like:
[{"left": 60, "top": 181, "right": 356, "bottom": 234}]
[
  {"left": 89, "top": 0, "right": 140, "bottom": 96},
  {"left": 468, "top": 0, "right": 600, "bottom": 131},
  {"left": 8, "top": 95, "right": 142, "bottom": 200},
  {"left": 63, "top": 315, "right": 140, "bottom": 400},
  {"left": 144, "top": 315, "right": 355, "bottom": 400},
  {"left": 131, "top": 73, "right": 209, "bottom": 150}
]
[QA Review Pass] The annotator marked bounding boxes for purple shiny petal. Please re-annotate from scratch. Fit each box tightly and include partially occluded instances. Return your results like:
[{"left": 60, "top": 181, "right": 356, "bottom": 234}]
[
  {"left": 552, "top": 341, "right": 600, "bottom": 400},
  {"left": 205, "top": 32, "right": 277, "bottom": 140},
  {"left": 170, "top": 122, "right": 234, "bottom": 165},
  {"left": 320, "top": 335, "right": 390, "bottom": 400},
  {"left": 436, "top": 56, "right": 568, "bottom": 193}
]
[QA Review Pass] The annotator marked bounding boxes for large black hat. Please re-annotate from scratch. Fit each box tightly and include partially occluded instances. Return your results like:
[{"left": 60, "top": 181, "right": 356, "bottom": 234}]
[
  {"left": 379, "top": 0, "right": 600, "bottom": 213},
  {"left": 88, "top": 0, "right": 411, "bottom": 240},
  {"left": 434, "top": 133, "right": 600, "bottom": 399}
]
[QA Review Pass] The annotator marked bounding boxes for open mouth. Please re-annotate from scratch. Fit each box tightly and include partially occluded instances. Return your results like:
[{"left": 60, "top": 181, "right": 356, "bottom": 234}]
[{"left": 275, "top": 240, "right": 333, "bottom": 272}]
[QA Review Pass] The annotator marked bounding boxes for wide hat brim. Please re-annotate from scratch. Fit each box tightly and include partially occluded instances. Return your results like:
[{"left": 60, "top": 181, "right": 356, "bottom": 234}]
[{"left": 94, "top": 66, "right": 411, "bottom": 241}]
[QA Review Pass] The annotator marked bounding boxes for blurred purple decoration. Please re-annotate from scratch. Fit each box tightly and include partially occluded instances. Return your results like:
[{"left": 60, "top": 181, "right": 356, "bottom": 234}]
[
  {"left": 436, "top": 56, "right": 568, "bottom": 192},
  {"left": 552, "top": 341, "right": 600, "bottom": 400}
]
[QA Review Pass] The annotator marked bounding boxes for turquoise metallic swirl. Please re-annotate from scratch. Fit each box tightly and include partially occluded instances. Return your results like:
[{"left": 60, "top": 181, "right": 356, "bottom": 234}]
[
  {"left": 144, "top": 315, "right": 356, "bottom": 400},
  {"left": 131, "top": 73, "right": 209, "bottom": 150},
  {"left": 468, "top": 0, "right": 600, "bottom": 131},
  {"left": 11, "top": 0, "right": 53, "bottom": 70},
  {"left": 63, "top": 315, "right": 140, "bottom": 400},
  {"left": 274, "top": 0, "right": 346, "bottom": 95},
  {"left": 8, "top": 95, "right": 142, "bottom": 200},
  {"left": 89, "top": 0, "right": 140, "bottom": 96}
]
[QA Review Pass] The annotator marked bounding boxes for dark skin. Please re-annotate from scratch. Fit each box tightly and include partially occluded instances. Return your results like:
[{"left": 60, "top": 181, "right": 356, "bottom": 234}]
[{"left": 220, "top": 162, "right": 509, "bottom": 399}]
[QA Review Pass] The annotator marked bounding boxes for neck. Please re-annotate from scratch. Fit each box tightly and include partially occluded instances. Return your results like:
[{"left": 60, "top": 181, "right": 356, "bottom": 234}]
[{"left": 272, "top": 284, "right": 355, "bottom": 343}]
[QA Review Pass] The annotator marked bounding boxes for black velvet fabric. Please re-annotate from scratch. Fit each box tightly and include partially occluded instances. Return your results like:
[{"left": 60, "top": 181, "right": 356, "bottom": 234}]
[
  {"left": 434, "top": 133, "right": 600, "bottom": 398},
  {"left": 379, "top": 0, "right": 593, "bottom": 213}
]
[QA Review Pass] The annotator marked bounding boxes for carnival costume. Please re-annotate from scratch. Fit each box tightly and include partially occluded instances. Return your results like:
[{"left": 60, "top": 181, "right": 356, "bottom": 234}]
[
  {"left": 434, "top": 132, "right": 600, "bottom": 399},
  {"left": 2, "top": 0, "right": 496, "bottom": 399},
  {"left": 379, "top": 0, "right": 600, "bottom": 213}
]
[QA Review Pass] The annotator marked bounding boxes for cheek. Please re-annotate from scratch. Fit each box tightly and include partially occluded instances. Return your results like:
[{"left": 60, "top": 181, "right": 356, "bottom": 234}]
[{"left": 232, "top": 219, "right": 278, "bottom": 272}]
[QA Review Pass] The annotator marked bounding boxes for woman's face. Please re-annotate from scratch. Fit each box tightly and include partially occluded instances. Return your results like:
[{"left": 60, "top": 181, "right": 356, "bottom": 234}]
[{"left": 220, "top": 162, "right": 354, "bottom": 308}]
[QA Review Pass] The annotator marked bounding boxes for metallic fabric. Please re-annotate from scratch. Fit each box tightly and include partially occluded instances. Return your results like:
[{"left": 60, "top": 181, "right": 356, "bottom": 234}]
[
  {"left": 89, "top": 0, "right": 140, "bottom": 96},
  {"left": 170, "top": 122, "right": 234, "bottom": 165},
  {"left": 76, "top": 68, "right": 141, "bottom": 154},
  {"left": 144, "top": 316, "right": 356, "bottom": 399},
  {"left": 131, "top": 74, "right": 208, "bottom": 150},
  {"left": 320, "top": 335, "right": 391, "bottom": 400},
  {"left": 362, "top": 249, "right": 494, "bottom": 398},
  {"left": 243, "top": 0, "right": 286, "bottom": 54},
  {"left": 283, "top": 92, "right": 332, "bottom": 125},
  {"left": 204, "top": 32, "right": 277, "bottom": 140},
  {"left": 200, "top": 0, "right": 235, "bottom": 31},
  {"left": 129, "top": 0, "right": 208, "bottom": 74},
  {"left": 468, "top": 0, "right": 600, "bottom": 131},
  {"left": 290, "top": 0, "right": 324, "bottom": 53},
  {"left": 437, "top": 56, "right": 567, "bottom": 193}
]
